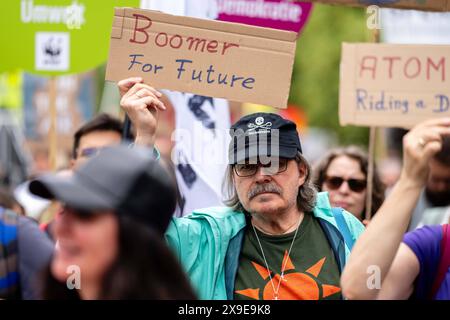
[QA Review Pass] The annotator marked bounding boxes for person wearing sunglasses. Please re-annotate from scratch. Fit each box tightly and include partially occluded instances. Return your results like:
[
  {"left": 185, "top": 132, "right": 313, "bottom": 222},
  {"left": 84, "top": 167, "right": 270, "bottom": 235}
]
[
  {"left": 314, "top": 146, "right": 385, "bottom": 225},
  {"left": 120, "top": 78, "right": 365, "bottom": 300}
]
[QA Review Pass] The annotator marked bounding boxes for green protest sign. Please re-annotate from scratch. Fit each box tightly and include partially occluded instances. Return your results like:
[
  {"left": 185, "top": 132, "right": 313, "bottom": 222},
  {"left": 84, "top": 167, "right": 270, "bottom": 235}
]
[{"left": 0, "top": 0, "right": 139, "bottom": 75}]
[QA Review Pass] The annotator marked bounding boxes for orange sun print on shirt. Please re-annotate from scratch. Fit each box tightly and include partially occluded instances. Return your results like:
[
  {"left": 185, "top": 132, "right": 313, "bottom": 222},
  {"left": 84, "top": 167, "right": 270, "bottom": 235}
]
[{"left": 235, "top": 251, "right": 341, "bottom": 300}]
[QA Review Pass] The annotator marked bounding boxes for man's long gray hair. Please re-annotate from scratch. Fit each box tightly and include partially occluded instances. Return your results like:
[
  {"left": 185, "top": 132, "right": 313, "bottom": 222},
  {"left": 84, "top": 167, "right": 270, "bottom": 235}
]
[{"left": 222, "top": 152, "right": 317, "bottom": 213}]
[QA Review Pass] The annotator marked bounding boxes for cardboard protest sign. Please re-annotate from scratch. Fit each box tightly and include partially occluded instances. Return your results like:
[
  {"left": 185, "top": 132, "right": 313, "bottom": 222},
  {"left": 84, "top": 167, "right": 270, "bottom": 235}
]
[
  {"left": 105, "top": 8, "right": 297, "bottom": 108},
  {"left": 296, "top": 0, "right": 450, "bottom": 11},
  {"left": 339, "top": 43, "right": 450, "bottom": 128}
]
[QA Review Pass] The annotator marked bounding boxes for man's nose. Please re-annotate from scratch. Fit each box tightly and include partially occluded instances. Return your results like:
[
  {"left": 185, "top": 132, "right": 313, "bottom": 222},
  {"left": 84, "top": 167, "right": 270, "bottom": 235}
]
[{"left": 254, "top": 166, "right": 273, "bottom": 183}]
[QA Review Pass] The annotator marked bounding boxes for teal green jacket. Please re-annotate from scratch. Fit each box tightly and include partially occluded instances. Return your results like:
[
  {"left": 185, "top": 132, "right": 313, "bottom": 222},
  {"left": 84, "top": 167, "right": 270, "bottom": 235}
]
[{"left": 166, "top": 192, "right": 365, "bottom": 300}]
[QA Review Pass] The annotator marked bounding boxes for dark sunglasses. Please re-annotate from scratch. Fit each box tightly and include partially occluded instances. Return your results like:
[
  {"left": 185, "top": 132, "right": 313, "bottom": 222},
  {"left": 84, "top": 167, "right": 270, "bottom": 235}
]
[
  {"left": 324, "top": 176, "right": 367, "bottom": 193},
  {"left": 234, "top": 158, "right": 289, "bottom": 177}
]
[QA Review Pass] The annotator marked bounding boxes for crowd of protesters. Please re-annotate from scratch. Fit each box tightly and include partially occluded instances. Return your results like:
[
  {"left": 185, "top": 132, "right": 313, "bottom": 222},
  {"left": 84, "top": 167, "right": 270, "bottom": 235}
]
[{"left": 0, "top": 76, "right": 449, "bottom": 300}]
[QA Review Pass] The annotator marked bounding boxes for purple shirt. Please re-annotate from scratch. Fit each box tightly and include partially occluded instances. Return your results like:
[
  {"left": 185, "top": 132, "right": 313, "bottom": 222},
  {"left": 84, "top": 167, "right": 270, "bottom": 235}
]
[{"left": 403, "top": 225, "right": 450, "bottom": 300}]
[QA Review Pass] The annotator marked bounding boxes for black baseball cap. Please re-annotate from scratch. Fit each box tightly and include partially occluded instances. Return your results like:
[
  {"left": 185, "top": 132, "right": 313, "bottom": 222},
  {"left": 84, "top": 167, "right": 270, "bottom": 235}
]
[
  {"left": 228, "top": 112, "right": 302, "bottom": 164},
  {"left": 29, "top": 145, "right": 176, "bottom": 234}
]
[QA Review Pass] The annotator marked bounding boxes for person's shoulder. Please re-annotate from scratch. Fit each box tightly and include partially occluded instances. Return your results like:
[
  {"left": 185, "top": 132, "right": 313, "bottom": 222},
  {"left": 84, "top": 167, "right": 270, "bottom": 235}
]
[
  {"left": 190, "top": 206, "right": 245, "bottom": 219},
  {"left": 405, "top": 224, "right": 443, "bottom": 243},
  {"left": 313, "top": 193, "right": 365, "bottom": 236},
  {"left": 342, "top": 208, "right": 365, "bottom": 228},
  {"left": 17, "top": 214, "right": 41, "bottom": 231},
  {"left": 166, "top": 206, "right": 246, "bottom": 252},
  {"left": 335, "top": 209, "right": 365, "bottom": 244},
  {"left": 169, "top": 206, "right": 246, "bottom": 232},
  {"left": 312, "top": 192, "right": 334, "bottom": 219},
  {"left": 176, "top": 206, "right": 246, "bottom": 229},
  {"left": 0, "top": 208, "right": 20, "bottom": 245},
  {"left": 15, "top": 214, "right": 54, "bottom": 253},
  {"left": 0, "top": 206, "right": 19, "bottom": 221},
  {"left": 403, "top": 224, "right": 443, "bottom": 260},
  {"left": 315, "top": 191, "right": 331, "bottom": 209}
]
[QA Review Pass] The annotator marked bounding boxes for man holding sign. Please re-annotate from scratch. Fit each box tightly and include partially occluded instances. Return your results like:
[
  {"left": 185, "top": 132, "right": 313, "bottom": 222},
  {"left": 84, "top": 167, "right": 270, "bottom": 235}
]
[
  {"left": 111, "top": 7, "right": 366, "bottom": 300},
  {"left": 118, "top": 76, "right": 364, "bottom": 300}
]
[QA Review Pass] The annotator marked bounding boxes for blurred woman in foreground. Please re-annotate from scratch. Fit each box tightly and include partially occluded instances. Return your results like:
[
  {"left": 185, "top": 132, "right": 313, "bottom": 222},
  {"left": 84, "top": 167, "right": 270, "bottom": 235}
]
[{"left": 29, "top": 145, "right": 196, "bottom": 299}]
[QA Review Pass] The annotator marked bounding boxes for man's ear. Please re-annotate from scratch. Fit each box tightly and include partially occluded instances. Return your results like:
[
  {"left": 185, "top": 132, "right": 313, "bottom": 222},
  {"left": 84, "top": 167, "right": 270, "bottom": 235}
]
[
  {"left": 231, "top": 167, "right": 236, "bottom": 183},
  {"left": 298, "top": 162, "right": 307, "bottom": 186}
]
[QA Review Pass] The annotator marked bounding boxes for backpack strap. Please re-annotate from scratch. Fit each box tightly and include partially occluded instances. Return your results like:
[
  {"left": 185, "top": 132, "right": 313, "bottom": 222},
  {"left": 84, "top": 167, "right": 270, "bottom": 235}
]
[
  {"left": 0, "top": 207, "right": 20, "bottom": 299},
  {"left": 430, "top": 224, "right": 450, "bottom": 299},
  {"left": 331, "top": 207, "right": 355, "bottom": 251}
]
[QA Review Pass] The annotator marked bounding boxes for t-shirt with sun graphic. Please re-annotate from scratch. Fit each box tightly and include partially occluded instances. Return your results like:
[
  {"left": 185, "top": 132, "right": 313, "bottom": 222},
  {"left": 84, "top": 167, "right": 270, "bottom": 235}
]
[{"left": 234, "top": 213, "right": 342, "bottom": 300}]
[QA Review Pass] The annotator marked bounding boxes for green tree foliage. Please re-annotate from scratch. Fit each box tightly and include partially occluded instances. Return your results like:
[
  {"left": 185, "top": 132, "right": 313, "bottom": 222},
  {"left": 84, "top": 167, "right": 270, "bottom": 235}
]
[{"left": 290, "top": 4, "right": 372, "bottom": 145}]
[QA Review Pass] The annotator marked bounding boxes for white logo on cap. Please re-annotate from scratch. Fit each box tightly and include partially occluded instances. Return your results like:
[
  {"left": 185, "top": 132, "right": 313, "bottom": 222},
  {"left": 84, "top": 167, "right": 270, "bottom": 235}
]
[{"left": 247, "top": 117, "right": 272, "bottom": 134}]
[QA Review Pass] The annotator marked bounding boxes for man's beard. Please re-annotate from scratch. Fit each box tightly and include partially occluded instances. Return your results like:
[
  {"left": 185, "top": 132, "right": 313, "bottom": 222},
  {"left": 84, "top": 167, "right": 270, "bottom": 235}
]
[{"left": 425, "top": 188, "right": 450, "bottom": 207}]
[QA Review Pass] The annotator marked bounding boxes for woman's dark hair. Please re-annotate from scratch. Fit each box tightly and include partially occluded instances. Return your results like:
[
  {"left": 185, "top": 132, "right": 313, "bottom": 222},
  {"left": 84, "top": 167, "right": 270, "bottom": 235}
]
[
  {"left": 313, "top": 146, "right": 385, "bottom": 218},
  {"left": 41, "top": 214, "right": 196, "bottom": 300}
]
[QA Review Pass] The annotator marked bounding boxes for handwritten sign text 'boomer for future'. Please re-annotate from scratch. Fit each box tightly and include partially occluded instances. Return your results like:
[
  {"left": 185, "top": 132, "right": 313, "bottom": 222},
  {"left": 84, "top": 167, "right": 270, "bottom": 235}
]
[
  {"left": 339, "top": 43, "right": 450, "bottom": 128},
  {"left": 105, "top": 8, "right": 298, "bottom": 108}
]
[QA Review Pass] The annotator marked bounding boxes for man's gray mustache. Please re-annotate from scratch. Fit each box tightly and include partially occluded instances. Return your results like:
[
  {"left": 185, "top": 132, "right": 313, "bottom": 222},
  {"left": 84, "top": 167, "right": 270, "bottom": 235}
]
[{"left": 248, "top": 183, "right": 282, "bottom": 200}]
